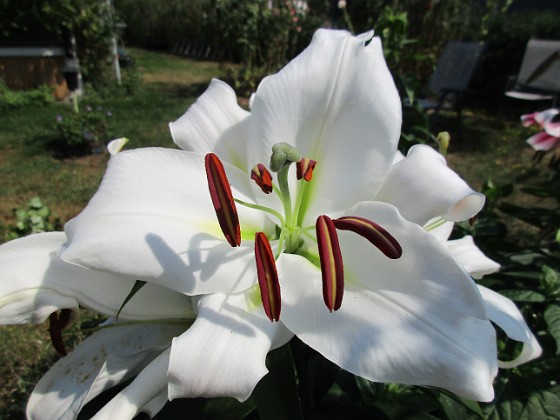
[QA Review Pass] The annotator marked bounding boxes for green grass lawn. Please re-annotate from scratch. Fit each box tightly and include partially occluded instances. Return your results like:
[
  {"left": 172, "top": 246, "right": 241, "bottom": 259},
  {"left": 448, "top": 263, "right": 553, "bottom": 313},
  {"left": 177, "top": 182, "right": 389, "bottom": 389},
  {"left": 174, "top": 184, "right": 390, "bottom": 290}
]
[
  {"left": 0, "top": 49, "right": 225, "bottom": 418},
  {"left": 0, "top": 48, "right": 224, "bottom": 229},
  {"left": 0, "top": 48, "right": 555, "bottom": 418}
]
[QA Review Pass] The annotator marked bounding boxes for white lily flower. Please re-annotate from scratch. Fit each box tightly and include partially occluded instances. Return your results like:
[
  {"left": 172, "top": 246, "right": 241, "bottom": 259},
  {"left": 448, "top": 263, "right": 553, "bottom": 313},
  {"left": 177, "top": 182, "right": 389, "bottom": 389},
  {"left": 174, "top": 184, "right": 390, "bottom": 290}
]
[
  {"left": 27, "top": 324, "right": 185, "bottom": 420},
  {"left": 107, "top": 137, "right": 129, "bottom": 156},
  {"left": 5, "top": 30, "right": 531, "bottom": 418},
  {"left": 0, "top": 232, "right": 194, "bottom": 324},
  {"left": 428, "top": 221, "right": 542, "bottom": 368},
  {"left": 0, "top": 232, "right": 194, "bottom": 418},
  {"left": 53, "top": 29, "right": 506, "bottom": 412}
]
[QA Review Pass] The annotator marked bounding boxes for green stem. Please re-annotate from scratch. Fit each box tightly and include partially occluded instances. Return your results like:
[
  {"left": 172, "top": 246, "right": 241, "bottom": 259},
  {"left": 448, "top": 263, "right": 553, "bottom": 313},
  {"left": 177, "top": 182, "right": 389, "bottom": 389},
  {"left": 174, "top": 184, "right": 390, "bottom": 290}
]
[
  {"left": 423, "top": 217, "right": 446, "bottom": 232},
  {"left": 277, "top": 166, "right": 293, "bottom": 227},
  {"left": 292, "top": 181, "right": 307, "bottom": 227},
  {"left": 234, "top": 198, "right": 285, "bottom": 226},
  {"left": 275, "top": 227, "right": 287, "bottom": 259}
]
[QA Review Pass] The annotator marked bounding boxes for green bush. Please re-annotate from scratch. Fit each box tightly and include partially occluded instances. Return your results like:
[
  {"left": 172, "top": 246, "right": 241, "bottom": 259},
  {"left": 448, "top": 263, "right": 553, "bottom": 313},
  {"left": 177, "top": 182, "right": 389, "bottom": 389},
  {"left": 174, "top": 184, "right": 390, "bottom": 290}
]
[
  {"left": 1, "top": 197, "right": 58, "bottom": 242},
  {"left": 0, "top": 80, "right": 54, "bottom": 110},
  {"left": 53, "top": 105, "right": 114, "bottom": 156},
  {"left": 0, "top": 0, "right": 114, "bottom": 87}
]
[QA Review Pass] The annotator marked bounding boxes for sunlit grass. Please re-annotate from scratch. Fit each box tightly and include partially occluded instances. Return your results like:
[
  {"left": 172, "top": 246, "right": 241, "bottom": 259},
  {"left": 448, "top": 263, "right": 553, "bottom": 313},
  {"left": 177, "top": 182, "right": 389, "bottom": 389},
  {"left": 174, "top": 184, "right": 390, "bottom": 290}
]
[
  {"left": 0, "top": 49, "right": 225, "bottom": 417},
  {"left": 0, "top": 49, "right": 225, "bottom": 229}
]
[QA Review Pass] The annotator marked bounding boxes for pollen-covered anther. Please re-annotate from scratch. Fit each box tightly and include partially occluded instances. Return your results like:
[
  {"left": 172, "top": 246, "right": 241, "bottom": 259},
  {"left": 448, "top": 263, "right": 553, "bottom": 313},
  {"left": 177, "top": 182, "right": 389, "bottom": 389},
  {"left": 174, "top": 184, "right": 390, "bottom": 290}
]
[
  {"left": 296, "top": 157, "right": 317, "bottom": 182},
  {"left": 255, "top": 232, "right": 281, "bottom": 322},
  {"left": 251, "top": 163, "right": 273, "bottom": 194},
  {"left": 333, "top": 216, "right": 402, "bottom": 259},
  {"left": 48, "top": 308, "right": 73, "bottom": 356},
  {"left": 205, "top": 153, "right": 241, "bottom": 247},
  {"left": 316, "top": 215, "right": 344, "bottom": 312}
]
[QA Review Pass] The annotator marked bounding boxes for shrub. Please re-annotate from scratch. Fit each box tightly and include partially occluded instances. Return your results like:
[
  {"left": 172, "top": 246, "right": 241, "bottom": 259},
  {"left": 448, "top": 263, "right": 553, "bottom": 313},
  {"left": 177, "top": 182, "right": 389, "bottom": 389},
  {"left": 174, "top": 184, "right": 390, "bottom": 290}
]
[
  {"left": 53, "top": 105, "right": 114, "bottom": 156},
  {"left": 1, "top": 197, "right": 58, "bottom": 242},
  {"left": 0, "top": 80, "right": 54, "bottom": 110}
]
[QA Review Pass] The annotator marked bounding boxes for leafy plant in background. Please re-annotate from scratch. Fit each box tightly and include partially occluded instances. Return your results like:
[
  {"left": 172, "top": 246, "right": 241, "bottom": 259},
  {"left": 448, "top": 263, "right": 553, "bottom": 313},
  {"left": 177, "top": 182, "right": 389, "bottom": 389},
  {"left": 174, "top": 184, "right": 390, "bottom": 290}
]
[
  {"left": 0, "top": 0, "right": 114, "bottom": 87},
  {"left": 0, "top": 80, "right": 54, "bottom": 110},
  {"left": 2, "top": 197, "right": 57, "bottom": 241},
  {"left": 214, "top": 0, "right": 321, "bottom": 96},
  {"left": 452, "top": 164, "right": 560, "bottom": 418},
  {"left": 54, "top": 105, "right": 114, "bottom": 156}
]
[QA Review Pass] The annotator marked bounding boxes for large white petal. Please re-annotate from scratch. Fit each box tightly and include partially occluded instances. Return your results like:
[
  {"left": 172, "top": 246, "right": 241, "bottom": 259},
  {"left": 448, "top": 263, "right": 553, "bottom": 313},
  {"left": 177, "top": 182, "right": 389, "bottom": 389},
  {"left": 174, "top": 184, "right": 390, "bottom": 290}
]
[
  {"left": 425, "top": 219, "right": 454, "bottom": 242},
  {"left": 168, "top": 292, "right": 293, "bottom": 402},
  {"left": 375, "top": 145, "right": 485, "bottom": 225},
  {"left": 331, "top": 202, "right": 488, "bottom": 319},
  {"left": 27, "top": 323, "right": 184, "bottom": 420},
  {"left": 279, "top": 253, "right": 498, "bottom": 402},
  {"left": 247, "top": 29, "right": 401, "bottom": 221},
  {"left": 478, "top": 285, "right": 542, "bottom": 368},
  {"left": 0, "top": 232, "right": 193, "bottom": 324},
  {"left": 169, "top": 79, "right": 251, "bottom": 171},
  {"left": 92, "top": 349, "right": 171, "bottom": 420},
  {"left": 62, "top": 149, "right": 271, "bottom": 295},
  {"left": 445, "top": 236, "right": 501, "bottom": 279}
]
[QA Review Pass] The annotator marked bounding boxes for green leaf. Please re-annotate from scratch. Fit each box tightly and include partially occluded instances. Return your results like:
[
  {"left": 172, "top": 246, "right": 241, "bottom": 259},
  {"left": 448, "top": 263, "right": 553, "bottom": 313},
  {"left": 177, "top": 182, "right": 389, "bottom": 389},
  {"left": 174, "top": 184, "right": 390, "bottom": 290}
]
[
  {"left": 29, "top": 196, "right": 43, "bottom": 209},
  {"left": 498, "top": 289, "right": 546, "bottom": 302},
  {"left": 437, "top": 392, "right": 471, "bottom": 420},
  {"left": 252, "top": 343, "right": 304, "bottom": 420},
  {"left": 544, "top": 305, "right": 560, "bottom": 355},
  {"left": 541, "top": 266, "right": 560, "bottom": 298},
  {"left": 153, "top": 397, "right": 256, "bottom": 419},
  {"left": 116, "top": 280, "right": 146, "bottom": 320},
  {"left": 488, "top": 385, "right": 560, "bottom": 420}
]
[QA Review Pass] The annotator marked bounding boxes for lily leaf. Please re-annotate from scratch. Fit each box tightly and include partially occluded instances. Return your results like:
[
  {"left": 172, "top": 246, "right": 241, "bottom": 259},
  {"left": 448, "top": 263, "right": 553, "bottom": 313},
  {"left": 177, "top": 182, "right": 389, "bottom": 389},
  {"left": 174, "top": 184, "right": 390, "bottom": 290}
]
[
  {"left": 116, "top": 280, "right": 147, "bottom": 320},
  {"left": 252, "top": 343, "right": 304, "bottom": 420},
  {"left": 544, "top": 305, "right": 560, "bottom": 354},
  {"left": 497, "top": 289, "right": 546, "bottom": 302},
  {"left": 487, "top": 385, "right": 560, "bottom": 420}
]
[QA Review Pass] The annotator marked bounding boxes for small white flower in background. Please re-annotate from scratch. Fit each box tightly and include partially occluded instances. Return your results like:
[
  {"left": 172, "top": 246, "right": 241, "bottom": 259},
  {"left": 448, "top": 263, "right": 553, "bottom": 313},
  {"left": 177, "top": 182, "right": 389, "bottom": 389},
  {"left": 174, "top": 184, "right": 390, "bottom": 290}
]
[
  {"left": 0, "top": 29, "right": 541, "bottom": 419},
  {"left": 106, "top": 137, "right": 129, "bottom": 156}
]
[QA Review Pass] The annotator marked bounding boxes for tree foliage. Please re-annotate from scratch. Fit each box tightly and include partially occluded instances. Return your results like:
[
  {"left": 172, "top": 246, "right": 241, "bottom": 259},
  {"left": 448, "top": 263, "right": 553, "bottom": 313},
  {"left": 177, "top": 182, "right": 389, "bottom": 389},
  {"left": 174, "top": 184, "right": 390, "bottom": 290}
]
[{"left": 0, "top": 0, "right": 114, "bottom": 85}]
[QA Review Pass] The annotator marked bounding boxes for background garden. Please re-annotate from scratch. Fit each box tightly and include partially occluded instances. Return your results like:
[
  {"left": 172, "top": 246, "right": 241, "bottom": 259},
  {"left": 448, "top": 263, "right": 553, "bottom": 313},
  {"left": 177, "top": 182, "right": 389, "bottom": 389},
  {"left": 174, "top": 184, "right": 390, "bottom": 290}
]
[{"left": 0, "top": 0, "right": 559, "bottom": 418}]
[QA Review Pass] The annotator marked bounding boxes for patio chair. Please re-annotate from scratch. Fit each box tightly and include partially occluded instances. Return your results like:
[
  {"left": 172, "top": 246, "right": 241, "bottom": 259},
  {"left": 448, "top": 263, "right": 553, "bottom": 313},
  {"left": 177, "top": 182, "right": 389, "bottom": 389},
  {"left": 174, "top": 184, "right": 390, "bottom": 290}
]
[
  {"left": 416, "top": 41, "right": 485, "bottom": 137},
  {"left": 504, "top": 39, "right": 560, "bottom": 107}
]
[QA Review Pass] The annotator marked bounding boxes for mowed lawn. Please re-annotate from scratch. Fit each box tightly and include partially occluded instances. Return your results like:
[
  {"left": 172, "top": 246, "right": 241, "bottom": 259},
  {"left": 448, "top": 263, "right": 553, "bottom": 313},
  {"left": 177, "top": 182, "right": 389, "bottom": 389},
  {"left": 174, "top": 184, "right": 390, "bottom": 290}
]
[
  {"left": 0, "top": 48, "right": 225, "bottom": 418},
  {"left": 0, "top": 49, "right": 225, "bottom": 228}
]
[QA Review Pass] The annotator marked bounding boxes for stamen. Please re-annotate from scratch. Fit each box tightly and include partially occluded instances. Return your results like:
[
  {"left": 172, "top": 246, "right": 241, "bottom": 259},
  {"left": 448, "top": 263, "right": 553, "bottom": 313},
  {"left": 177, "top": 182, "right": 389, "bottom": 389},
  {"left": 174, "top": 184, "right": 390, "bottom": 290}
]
[
  {"left": 255, "top": 232, "right": 281, "bottom": 322},
  {"left": 251, "top": 163, "right": 273, "bottom": 194},
  {"left": 333, "top": 216, "right": 402, "bottom": 259},
  {"left": 48, "top": 309, "right": 73, "bottom": 356},
  {"left": 205, "top": 153, "right": 241, "bottom": 247},
  {"left": 296, "top": 157, "right": 317, "bottom": 182},
  {"left": 316, "top": 216, "right": 344, "bottom": 312}
]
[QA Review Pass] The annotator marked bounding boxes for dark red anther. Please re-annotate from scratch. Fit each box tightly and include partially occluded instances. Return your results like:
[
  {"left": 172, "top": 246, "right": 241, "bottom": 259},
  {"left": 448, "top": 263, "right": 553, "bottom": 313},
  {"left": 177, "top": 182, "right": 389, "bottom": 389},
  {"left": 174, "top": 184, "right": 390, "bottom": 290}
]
[
  {"left": 333, "top": 216, "right": 402, "bottom": 259},
  {"left": 251, "top": 163, "right": 273, "bottom": 194},
  {"left": 48, "top": 309, "right": 73, "bottom": 356},
  {"left": 205, "top": 153, "right": 241, "bottom": 247},
  {"left": 316, "top": 215, "right": 344, "bottom": 312},
  {"left": 255, "top": 232, "right": 281, "bottom": 322},
  {"left": 296, "top": 157, "right": 317, "bottom": 182}
]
